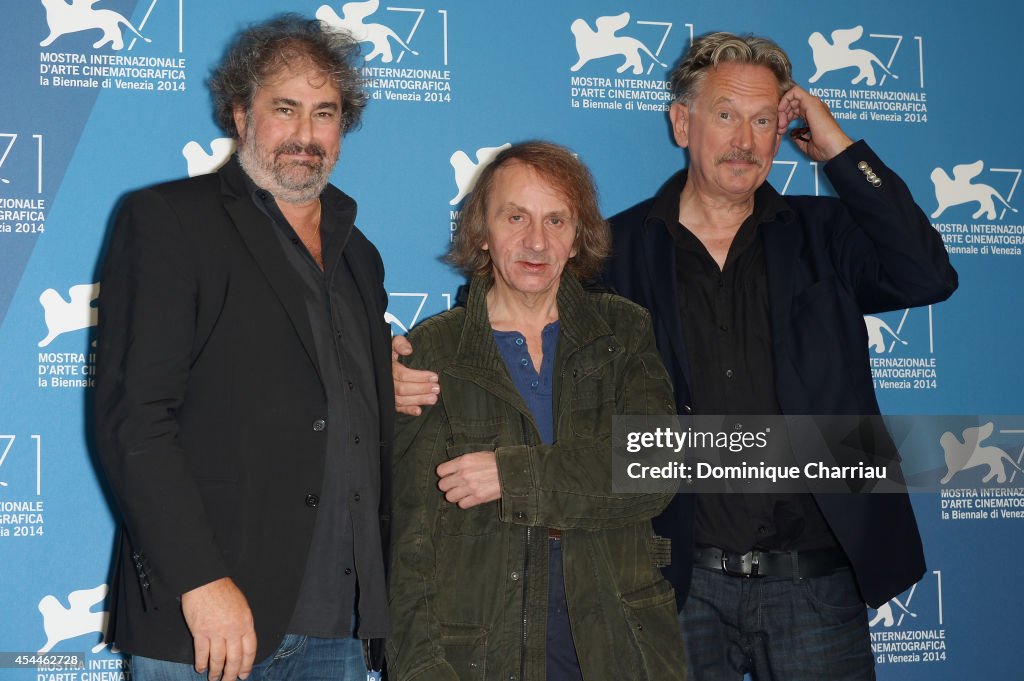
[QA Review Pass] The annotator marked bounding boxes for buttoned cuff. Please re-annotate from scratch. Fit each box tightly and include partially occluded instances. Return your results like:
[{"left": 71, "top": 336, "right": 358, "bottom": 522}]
[{"left": 495, "top": 445, "right": 535, "bottom": 524}]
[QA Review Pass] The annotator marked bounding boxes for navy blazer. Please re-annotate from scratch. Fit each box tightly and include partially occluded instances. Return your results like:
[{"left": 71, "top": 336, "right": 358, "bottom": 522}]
[
  {"left": 95, "top": 157, "right": 394, "bottom": 661},
  {"left": 605, "top": 141, "right": 958, "bottom": 608}
]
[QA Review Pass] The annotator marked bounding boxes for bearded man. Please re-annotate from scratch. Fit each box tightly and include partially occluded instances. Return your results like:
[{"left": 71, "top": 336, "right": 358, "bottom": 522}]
[{"left": 95, "top": 14, "right": 393, "bottom": 681}]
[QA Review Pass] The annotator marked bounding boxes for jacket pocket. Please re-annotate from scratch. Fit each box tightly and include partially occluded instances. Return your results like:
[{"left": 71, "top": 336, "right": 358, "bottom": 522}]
[
  {"left": 570, "top": 381, "right": 616, "bottom": 439},
  {"left": 439, "top": 442, "right": 501, "bottom": 536},
  {"left": 438, "top": 622, "right": 488, "bottom": 681},
  {"left": 620, "top": 579, "right": 686, "bottom": 680}
]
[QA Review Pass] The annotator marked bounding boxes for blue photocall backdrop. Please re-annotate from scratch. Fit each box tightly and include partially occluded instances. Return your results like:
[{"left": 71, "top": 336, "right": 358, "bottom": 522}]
[{"left": 2, "top": 1, "right": 1021, "bottom": 679}]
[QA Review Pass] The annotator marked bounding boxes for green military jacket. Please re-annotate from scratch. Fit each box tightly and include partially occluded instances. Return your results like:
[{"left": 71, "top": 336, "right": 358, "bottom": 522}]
[{"left": 387, "top": 274, "right": 686, "bottom": 681}]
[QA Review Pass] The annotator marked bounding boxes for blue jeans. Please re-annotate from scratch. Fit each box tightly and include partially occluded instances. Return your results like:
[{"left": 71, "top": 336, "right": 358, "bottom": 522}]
[
  {"left": 679, "top": 566, "right": 875, "bottom": 681},
  {"left": 130, "top": 634, "right": 368, "bottom": 681}
]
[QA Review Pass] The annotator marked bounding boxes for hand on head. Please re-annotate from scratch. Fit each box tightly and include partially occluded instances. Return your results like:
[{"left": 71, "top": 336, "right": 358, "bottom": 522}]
[{"left": 777, "top": 85, "right": 854, "bottom": 162}]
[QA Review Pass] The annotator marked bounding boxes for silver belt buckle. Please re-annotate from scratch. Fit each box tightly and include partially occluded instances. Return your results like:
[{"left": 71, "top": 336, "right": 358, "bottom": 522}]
[{"left": 721, "top": 550, "right": 761, "bottom": 577}]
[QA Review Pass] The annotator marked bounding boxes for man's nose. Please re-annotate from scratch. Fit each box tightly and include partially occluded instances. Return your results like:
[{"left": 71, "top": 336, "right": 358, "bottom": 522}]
[
  {"left": 523, "top": 220, "right": 547, "bottom": 251},
  {"left": 293, "top": 114, "right": 315, "bottom": 142},
  {"left": 734, "top": 122, "right": 754, "bottom": 149}
]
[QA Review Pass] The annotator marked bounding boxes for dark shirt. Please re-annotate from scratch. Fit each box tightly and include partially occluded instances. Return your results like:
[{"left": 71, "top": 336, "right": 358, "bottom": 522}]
[
  {"left": 250, "top": 180, "right": 381, "bottom": 637},
  {"left": 652, "top": 171, "right": 837, "bottom": 554}
]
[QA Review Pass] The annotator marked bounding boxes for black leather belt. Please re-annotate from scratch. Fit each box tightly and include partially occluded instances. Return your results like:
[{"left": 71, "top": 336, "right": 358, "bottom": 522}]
[{"left": 694, "top": 546, "right": 849, "bottom": 578}]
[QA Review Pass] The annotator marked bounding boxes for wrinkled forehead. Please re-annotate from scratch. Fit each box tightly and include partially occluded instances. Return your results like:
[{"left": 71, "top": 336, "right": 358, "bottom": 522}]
[{"left": 695, "top": 62, "right": 783, "bottom": 107}]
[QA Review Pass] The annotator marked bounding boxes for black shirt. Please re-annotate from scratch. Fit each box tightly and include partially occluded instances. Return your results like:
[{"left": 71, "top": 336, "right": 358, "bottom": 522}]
[
  {"left": 250, "top": 180, "right": 382, "bottom": 637},
  {"left": 652, "top": 171, "right": 837, "bottom": 554}
]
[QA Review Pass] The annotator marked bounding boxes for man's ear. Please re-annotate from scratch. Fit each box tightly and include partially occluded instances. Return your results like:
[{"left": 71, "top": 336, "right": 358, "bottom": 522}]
[
  {"left": 772, "top": 126, "right": 784, "bottom": 158},
  {"left": 233, "top": 105, "right": 247, "bottom": 140},
  {"left": 669, "top": 102, "right": 690, "bottom": 148}
]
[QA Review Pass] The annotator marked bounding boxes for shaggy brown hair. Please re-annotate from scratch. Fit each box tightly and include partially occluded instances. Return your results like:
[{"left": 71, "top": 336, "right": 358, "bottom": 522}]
[{"left": 448, "top": 141, "right": 610, "bottom": 281}]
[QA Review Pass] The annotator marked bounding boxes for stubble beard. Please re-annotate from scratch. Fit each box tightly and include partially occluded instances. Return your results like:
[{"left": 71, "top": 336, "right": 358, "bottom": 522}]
[{"left": 237, "top": 130, "right": 339, "bottom": 204}]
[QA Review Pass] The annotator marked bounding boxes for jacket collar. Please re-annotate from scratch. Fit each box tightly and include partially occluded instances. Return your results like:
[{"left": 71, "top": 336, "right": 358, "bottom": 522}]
[
  {"left": 638, "top": 168, "right": 795, "bottom": 403},
  {"left": 645, "top": 168, "right": 794, "bottom": 230},
  {"left": 217, "top": 155, "right": 361, "bottom": 384},
  {"left": 445, "top": 273, "right": 612, "bottom": 407}
]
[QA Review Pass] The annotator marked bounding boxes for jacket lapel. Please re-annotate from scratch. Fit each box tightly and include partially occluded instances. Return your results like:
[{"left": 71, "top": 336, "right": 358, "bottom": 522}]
[
  {"left": 444, "top": 277, "right": 532, "bottom": 415},
  {"left": 219, "top": 159, "right": 322, "bottom": 382},
  {"left": 761, "top": 215, "right": 797, "bottom": 359},
  {"left": 643, "top": 213, "right": 694, "bottom": 400}
]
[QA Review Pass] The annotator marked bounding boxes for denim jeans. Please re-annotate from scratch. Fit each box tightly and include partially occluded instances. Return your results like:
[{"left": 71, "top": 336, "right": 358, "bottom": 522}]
[
  {"left": 679, "top": 566, "right": 875, "bottom": 681},
  {"left": 130, "top": 634, "right": 368, "bottom": 681}
]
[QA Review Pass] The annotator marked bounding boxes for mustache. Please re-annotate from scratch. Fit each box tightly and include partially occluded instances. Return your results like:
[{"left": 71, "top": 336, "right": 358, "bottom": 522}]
[
  {"left": 274, "top": 142, "right": 326, "bottom": 161},
  {"left": 715, "top": 150, "right": 762, "bottom": 166}
]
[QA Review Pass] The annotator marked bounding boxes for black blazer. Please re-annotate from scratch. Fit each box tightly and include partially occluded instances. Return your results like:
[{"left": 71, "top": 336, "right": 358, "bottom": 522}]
[
  {"left": 606, "top": 141, "right": 958, "bottom": 609},
  {"left": 95, "top": 157, "right": 394, "bottom": 662}
]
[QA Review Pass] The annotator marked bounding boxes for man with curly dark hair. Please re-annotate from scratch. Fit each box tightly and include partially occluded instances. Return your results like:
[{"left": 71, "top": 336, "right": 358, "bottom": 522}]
[{"left": 95, "top": 13, "right": 391, "bottom": 681}]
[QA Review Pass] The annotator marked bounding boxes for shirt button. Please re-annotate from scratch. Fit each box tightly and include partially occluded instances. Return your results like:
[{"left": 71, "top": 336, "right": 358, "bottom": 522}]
[
  {"left": 719, "top": 324, "right": 728, "bottom": 331},
  {"left": 305, "top": 494, "right": 320, "bottom": 508},
  {"left": 515, "top": 337, "right": 524, "bottom": 346},
  {"left": 354, "top": 493, "right": 361, "bottom": 502},
  {"left": 757, "top": 525, "right": 768, "bottom": 535},
  {"left": 520, "top": 358, "right": 529, "bottom": 366},
  {"left": 348, "top": 381, "right": 354, "bottom": 390},
  {"left": 313, "top": 419, "right": 326, "bottom": 431},
  {"left": 530, "top": 380, "right": 539, "bottom": 389},
  {"left": 514, "top": 512, "right": 526, "bottom": 520},
  {"left": 344, "top": 567, "right": 353, "bottom": 575},
  {"left": 354, "top": 434, "right": 361, "bottom": 444},
  {"left": 725, "top": 369, "right": 734, "bottom": 378},
  {"left": 510, "top": 571, "right": 520, "bottom": 581}
]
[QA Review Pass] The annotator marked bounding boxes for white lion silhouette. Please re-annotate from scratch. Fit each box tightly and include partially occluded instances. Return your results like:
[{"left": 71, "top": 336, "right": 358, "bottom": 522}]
[
  {"left": 316, "top": 1, "right": 418, "bottom": 63},
  {"left": 864, "top": 315, "right": 907, "bottom": 354},
  {"left": 38, "top": 584, "right": 109, "bottom": 654},
  {"left": 38, "top": 283, "right": 99, "bottom": 348},
  {"left": 930, "top": 161, "right": 1018, "bottom": 220},
  {"left": 940, "top": 422, "right": 1024, "bottom": 484},
  {"left": 385, "top": 311, "right": 408, "bottom": 336},
  {"left": 183, "top": 138, "right": 235, "bottom": 178},
  {"left": 449, "top": 143, "right": 511, "bottom": 206},
  {"left": 569, "top": 12, "right": 666, "bottom": 75},
  {"left": 869, "top": 596, "right": 917, "bottom": 628},
  {"left": 39, "top": 0, "right": 151, "bottom": 51},
  {"left": 807, "top": 26, "right": 897, "bottom": 86}
]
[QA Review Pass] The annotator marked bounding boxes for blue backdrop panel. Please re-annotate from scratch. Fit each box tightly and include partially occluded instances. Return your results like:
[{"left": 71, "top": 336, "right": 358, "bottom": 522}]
[{"left": 2, "top": 1, "right": 1021, "bottom": 679}]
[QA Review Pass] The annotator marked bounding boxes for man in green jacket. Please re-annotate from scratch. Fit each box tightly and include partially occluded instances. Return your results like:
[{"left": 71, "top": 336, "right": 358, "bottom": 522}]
[{"left": 387, "top": 142, "right": 686, "bottom": 681}]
